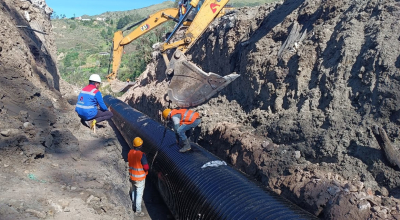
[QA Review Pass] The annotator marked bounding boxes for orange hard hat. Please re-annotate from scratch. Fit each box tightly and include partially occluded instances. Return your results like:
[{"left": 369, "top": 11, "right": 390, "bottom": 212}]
[
  {"left": 133, "top": 137, "right": 143, "bottom": 147},
  {"left": 162, "top": 109, "right": 172, "bottom": 120}
]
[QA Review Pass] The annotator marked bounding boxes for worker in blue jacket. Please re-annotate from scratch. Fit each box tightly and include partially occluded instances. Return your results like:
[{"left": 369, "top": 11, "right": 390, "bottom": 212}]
[{"left": 75, "top": 74, "right": 113, "bottom": 130}]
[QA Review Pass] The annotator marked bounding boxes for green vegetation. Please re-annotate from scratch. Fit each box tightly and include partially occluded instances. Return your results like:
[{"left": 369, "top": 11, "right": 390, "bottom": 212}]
[{"left": 52, "top": 0, "right": 278, "bottom": 89}]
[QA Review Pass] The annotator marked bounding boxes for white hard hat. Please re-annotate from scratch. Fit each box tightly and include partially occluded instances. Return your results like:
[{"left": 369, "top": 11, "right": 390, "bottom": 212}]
[{"left": 89, "top": 74, "right": 101, "bottom": 83}]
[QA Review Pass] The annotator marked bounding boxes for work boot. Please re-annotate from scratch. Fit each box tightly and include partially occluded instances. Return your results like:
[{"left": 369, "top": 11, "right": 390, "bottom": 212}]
[
  {"left": 179, "top": 139, "right": 191, "bottom": 153},
  {"left": 90, "top": 119, "right": 97, "bottom": 133},
  {"left": 85, "top": 119, "right": 97, "bottom": 133}
]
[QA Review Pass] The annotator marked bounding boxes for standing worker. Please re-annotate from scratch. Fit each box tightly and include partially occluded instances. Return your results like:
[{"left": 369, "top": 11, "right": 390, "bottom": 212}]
[
  {"left": 129, "top": 137, "right": 149, "bottom": 217},
  {"left": 75, "top": 74, "right": 113, "bottom": 131},
  {"left": 162, "top": 108, "right": 201, "bottom": 153}
]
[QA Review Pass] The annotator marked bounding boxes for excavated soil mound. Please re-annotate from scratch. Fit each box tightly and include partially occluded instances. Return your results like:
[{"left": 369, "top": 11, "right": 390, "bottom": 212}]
[
  {"left": 122, "top": 0, "right": 400, "bottom": 219},
  {"left": 0, "top": 1, "right": 149, "bottom": 219}
]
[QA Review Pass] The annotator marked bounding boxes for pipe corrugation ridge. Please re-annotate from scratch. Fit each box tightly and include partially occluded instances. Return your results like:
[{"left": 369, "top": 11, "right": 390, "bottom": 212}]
[{"left": 104, "top": 95, "right": 318, "bottom": 220}]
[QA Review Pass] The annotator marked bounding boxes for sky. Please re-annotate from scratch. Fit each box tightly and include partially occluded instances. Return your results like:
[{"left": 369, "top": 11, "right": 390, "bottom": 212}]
[{"left": 46, "top": 0, "right": 173, "bottom": 18}]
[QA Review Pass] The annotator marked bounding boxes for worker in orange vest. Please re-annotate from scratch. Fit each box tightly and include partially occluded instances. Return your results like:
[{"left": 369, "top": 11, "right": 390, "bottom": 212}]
[
  {"left": 128, "top": 137, "right": 149, "bottom": 217},
  {"left": 162, "top": 108, "right": 201, "bottom": 153}
]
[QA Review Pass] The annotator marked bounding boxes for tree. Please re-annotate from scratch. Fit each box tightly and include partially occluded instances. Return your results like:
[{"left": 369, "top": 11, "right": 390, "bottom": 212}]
[
  {"left": 100, "top": 29, "right": 107, "bottom": 39},
  {"left": 116, "top": 16, "right": 130, "bottom": 29}
]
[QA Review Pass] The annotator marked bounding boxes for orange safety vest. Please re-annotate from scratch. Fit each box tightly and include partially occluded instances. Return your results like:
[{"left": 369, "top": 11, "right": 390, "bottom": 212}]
[
  {"left": 171, "top": 109, "right": 199, "bottom": 126},
  {"left": 128, "top": 150, "right": 148, "bottom": 181}
]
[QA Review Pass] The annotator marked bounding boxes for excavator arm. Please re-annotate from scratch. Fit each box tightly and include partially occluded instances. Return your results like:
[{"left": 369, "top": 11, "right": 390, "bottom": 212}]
[
  {"left": 107, "top": 8, "right": 191, "bottom": 81},
  {"left": 162, "top": 0, "right": 231, "bottom": 53},
  {"left": 161, "top": 0, "right": 239, "bottom": 107}
]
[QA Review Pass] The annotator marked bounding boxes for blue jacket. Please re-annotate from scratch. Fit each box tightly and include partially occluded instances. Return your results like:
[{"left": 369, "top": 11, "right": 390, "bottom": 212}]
[{"left": 75, "top": 84, "right": 108, "bottom": 120}]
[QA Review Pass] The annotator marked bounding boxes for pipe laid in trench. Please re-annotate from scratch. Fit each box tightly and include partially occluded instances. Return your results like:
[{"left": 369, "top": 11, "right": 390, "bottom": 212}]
[{"left": 104, "top": 95, "right": 318, "bottom": 220}]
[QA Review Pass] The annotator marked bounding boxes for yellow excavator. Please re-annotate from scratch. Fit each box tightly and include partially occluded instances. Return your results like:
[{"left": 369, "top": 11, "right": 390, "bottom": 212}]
[{"left": 107, "top": 0, "right": 239, "bottom": 107}]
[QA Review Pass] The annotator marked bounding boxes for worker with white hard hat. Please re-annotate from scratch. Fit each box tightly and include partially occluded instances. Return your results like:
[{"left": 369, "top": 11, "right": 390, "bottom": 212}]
[{"left": 75, "top": 74, "right": 113, "bottom": 131}]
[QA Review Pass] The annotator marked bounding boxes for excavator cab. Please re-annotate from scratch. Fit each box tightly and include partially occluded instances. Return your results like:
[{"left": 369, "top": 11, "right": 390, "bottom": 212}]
[{"left": 108, "top": 0, "right": 238, "bottom": 107}]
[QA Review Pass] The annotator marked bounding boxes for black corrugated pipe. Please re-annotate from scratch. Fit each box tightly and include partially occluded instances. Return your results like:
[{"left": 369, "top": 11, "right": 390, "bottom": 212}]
[{"left": 104, "top": 95, "right": 318, "bottom": 220}]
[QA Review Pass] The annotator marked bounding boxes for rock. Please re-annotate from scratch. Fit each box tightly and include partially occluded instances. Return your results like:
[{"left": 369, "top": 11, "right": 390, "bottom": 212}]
[
  {"left": 24, "top": 11, "right": 30, "bottom": 21},
  {"left": 31, "top": 0, "right": 46, "bottom": 8},
  {"left": 1, "top": 129, "right": 19, "bottom": 137},
  {"left": 47, "top": 200, "right": 63, "bottom": 213},
  {"left": 294, "top": 151, "right": 301, "bottom": 159},
  {"left": 19, "top": 2, "right": 30, "bottom": 10},
  {"left": 366, "top": 188, "right": 373, "bottom": 196},
  {"left": 377, "top": 211, "right": 387, "bottom": 219},
  {"left": 21, "top": 143, "right": 45, "bottom": 158},
  {"left": 261, "top": 140, "right": 269, "bottom": 148},
  {"left": 357, "top": 200, "right": 371, "bottom": 210},
  {"left": 19, "top": 110, "right": 28, "bottom": 119},
  {"left": 86, "top": 195, "right": 95, "bottom": 203},
  {"left": 371, "top": 206, "right": 381, "bottom": 212},
  {"left": 58, "top": 199, "right": 70, "bottom": 208},
  {"left": 26, "top": 209, "right": 46, "bottom": 218},
  {"left": 379, "top": 187, "right": 389, "bottom": 197},
  {"left": 44, "top": 6, "right": 52, "bottom": 14},
  {"left": 353, "top": 181, "right": 364, "bottom": 191},
  {"left": 264, "top": 143, "right": 275, "bottom": 152},
  {"left": 344, "top": 183, "right": 358, "bottom": 192},
  {"left": 23, "top": 122, "right": 31, "bottom": 128}
]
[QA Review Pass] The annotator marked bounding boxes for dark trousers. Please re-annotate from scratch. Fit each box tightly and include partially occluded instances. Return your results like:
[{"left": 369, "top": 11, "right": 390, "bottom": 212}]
[{"left": 93, "top": 110, "right": 113, "bottom": 123}]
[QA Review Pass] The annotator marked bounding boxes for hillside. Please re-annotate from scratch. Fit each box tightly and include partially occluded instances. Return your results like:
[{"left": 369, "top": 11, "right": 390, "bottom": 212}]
[
  {"left": 122, "top": 0, "right": 400, "bottom": 219},
  {"left": 51, "top": 0, "right": 280, "bottom": 87}
]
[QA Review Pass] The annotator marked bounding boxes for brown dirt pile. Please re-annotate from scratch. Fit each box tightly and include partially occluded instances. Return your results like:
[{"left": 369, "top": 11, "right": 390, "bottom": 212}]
[
  {"left": 0, "top": 1, "right": 138, "bottom": 219},
  {"left": 123, "top": 0, "right": 400, "bottom": 219}
]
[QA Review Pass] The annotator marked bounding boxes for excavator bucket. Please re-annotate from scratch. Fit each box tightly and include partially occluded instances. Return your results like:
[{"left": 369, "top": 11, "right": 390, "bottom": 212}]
[{"left": 166, "top": 50, "right": 239, "bottom": 107}]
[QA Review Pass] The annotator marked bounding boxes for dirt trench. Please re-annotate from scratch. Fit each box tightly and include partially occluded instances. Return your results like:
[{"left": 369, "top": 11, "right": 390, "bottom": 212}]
[{"left": 122, "top": 0, "right": 400, "bottom": 219}]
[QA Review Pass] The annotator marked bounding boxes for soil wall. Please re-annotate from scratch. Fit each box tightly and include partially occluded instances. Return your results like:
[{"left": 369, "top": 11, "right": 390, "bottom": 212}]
[{"left": 123, "top": 0, "right": 400, "bottom": 219}]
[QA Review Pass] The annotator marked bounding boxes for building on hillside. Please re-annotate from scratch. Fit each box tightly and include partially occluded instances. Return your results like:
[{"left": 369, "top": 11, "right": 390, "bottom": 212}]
[
  {"left": 81, "top": 18, "right": 91, "bottom": 21},
  {"left": 75, "top": 16, "right": 82, "bottom": 20},
  {"left": 96, "top": 17, "right": 106, "bottom": 21}
]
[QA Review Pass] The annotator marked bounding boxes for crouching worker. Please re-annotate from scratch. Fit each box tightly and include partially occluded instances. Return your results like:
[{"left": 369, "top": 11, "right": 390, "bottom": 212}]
[
  {"left": 129, "top": 137, "right": 149, "bottom": 217},
  {"left": 75, "top": 74, "right": 113, "bottom": 131},
  {"left": 162, "top": 108, "right": 201, "bottom": 153}
]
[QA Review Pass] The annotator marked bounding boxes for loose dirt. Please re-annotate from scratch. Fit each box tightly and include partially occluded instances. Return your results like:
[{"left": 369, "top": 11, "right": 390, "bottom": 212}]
[{"left": 122, "top": 0, "right": 400, "bottom": 219}]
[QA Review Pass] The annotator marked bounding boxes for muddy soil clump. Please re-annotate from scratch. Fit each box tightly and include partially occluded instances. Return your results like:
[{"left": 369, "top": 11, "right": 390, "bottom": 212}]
[{"left": 123, "top": 0, "right": 400, "bottom": 219}]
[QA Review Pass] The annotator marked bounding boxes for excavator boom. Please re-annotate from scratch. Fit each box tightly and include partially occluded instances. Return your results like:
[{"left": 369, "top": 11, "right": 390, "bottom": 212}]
[{"left": 107, "top": 8, "right": 183, "bottom": 81}]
